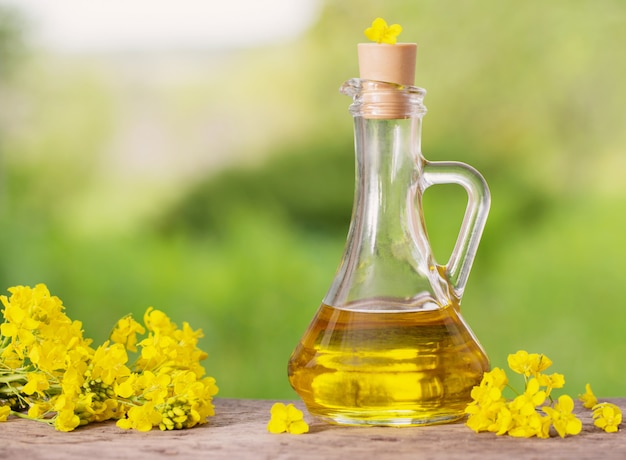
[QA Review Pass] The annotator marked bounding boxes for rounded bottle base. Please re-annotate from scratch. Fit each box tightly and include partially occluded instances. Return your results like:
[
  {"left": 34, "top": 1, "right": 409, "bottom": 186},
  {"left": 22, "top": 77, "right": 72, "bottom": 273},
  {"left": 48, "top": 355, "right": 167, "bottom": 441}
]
[
  {"left": 289, "top": 303, "right": 489, "bottom": 428},
  {"left": 308, "top": 408, "right": 465, "bottom": 427}
]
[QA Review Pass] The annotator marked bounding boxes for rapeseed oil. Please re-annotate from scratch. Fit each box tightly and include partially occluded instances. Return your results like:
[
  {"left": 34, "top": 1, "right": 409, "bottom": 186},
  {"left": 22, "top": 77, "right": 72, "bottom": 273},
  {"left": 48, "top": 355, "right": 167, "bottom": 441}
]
[{"left": 288, "top": 302, "right": 489, "bottom": 426}]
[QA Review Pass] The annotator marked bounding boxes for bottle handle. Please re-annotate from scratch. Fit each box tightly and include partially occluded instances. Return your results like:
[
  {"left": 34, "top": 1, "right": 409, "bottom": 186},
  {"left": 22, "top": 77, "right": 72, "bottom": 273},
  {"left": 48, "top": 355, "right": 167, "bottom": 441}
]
[{"left": 421, "top": 161, "right": 490, "bottom": 300}]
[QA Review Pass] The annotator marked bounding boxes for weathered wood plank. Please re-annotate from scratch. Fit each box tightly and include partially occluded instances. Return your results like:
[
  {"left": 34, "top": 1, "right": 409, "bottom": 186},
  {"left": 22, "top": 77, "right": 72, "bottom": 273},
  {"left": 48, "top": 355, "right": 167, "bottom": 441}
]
[{"left": 0, "top": 398, "right": 624, "bottom": 459}]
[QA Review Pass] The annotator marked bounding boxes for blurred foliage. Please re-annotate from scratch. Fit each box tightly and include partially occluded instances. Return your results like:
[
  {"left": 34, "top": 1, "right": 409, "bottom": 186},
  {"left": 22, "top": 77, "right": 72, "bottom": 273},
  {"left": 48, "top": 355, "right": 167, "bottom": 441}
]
[
  {"left": 159, "top": 137, "right": 354, "bottom": 237},
  {"left": 1, "top": 0, "right": 626, "bottom": 400}
]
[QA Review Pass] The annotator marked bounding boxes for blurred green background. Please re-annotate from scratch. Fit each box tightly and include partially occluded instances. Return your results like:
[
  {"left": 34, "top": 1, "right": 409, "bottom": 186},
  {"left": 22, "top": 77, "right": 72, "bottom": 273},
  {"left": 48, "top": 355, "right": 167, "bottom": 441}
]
[{"left": 1, "top": 0, "right": 625, "bottom": 399}]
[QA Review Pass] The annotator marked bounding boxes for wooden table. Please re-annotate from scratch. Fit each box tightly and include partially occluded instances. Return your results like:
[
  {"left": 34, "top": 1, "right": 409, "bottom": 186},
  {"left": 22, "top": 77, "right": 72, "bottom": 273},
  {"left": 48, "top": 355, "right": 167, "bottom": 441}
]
[{"left": 1, "top": 398, "right": 624, "bottom": 459}]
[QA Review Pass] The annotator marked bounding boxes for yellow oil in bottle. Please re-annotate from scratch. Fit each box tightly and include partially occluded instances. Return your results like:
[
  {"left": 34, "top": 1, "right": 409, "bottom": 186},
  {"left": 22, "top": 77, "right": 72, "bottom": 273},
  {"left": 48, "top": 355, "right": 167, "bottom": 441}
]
[{"left": 288, "top": 302, "right": 489, "bottom": 426}]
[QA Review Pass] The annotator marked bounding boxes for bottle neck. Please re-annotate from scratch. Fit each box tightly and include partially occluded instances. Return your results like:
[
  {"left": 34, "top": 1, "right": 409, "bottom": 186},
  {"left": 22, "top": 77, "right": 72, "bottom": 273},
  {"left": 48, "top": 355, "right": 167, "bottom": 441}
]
[
  {"left": 353, "top": 117, "right": 424, "bottom": 224},
  {"left": 323, "top": 104, "right": 453, "bottom": 310},
  {"left": 346, "top": 78, "right": 429, "bottom": 251}
]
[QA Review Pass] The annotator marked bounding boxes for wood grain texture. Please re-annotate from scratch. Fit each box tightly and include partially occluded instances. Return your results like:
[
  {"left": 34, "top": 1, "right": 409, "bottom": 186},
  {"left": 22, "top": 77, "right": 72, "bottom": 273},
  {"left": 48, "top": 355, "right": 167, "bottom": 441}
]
[{"left": 1, "top": 398, "right": 624, "bottom": 459}]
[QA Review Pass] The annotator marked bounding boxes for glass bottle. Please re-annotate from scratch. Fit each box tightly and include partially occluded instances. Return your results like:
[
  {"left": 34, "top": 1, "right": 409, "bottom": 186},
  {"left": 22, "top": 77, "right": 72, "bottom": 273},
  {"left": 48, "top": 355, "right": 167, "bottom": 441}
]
[{"left": 288, "top": 77, "right": 491, "bottom": 426}]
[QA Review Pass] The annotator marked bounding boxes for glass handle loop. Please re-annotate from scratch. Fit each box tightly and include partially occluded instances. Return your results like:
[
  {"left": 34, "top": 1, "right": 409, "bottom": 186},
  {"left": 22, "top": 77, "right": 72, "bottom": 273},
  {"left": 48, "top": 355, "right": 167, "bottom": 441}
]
[{"left": 421, "top": 161, "right": 490, "bottom": 300}]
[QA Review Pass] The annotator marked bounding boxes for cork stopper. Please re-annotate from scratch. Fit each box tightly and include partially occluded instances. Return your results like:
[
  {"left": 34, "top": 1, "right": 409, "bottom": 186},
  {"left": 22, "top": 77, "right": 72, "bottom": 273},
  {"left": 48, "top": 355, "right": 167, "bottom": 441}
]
[
  {"left": 356, "top": 43, "right": 418, "bottom": 119},
  {"left": 357, "top": 43, "right": 416, "bottom": 86}
]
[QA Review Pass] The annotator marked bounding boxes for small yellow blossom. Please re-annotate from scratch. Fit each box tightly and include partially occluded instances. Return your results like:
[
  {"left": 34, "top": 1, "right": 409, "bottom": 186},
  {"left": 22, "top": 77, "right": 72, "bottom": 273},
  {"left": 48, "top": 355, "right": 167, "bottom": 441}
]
[
  {"left": 536, "top": 372, "right": 565, "bottom": 398},
  {"left": 579, "top": 383, "right": 598, "bottom": 409},
  {"left": 53, "top": 395, "right": 81, "bottom": 432},
  {"left": 114, "top": 374, "right": 138, "bottom": 399},
  {"left": 143, "top": 307, "right": 177, "bottom": 336},
  {"left": 267, "top": 402, "right": 309, "bottom": 434},
  {"left": 509, "top": 378, "right": 546, "bottom": 416},
  {"left": 592, "top": 403, "right": 622, "bottom": 433},
  {"left": 90, "top": 341, "right": 131, "bottom": 386},
  {"left": 507, "top": 350, "right": 552, "bottom": 377},
  {"left": 0, "top": 406, "right": 11, "bottom": 422},
  {"left": 117, "top": 402, "right": 162, "bottom": 432},
  {"left": 134, "top": 371, "right": 171, "bottom": 403},
  {"left": 508, "top": 411, "right": 550, "bottom": 438},
  {"left": 110, "top": 315, "right": 146, "bottom": 352},
  {"left": 28, "top": 401, "right": 52, "bottom": 419},
  {"left": 542, "top": 395, "right": 582, "bottom": 438},
  {"left": 364, "top": 18, "right": 402, "bottom": 45},
  {"left": 490, "top": 403, "right": 514, "bottom": 435},
  {"left": 465, "top": 399, "right": 505, "bottom": 434},
  {"left": 22, "top": 371, "right": 50, "bottom": 397}
]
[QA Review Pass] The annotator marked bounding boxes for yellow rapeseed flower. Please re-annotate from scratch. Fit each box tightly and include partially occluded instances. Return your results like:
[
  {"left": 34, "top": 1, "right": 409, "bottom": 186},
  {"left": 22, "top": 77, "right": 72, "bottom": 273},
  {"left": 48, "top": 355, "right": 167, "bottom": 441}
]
[
  {"left": 465, "top": 367, "right": 509, "bottom": 433},
  {"left": 489, "top": 403, "right": 514, "bottom": 435},
  {"left": 0, "top": 406, "right": 10, "bottom": 422},
  {"left": 54, "top": 410, "right": 81, "bottom": 432},
  {"left": 22, "top": 372, "right": 50, "bottom": 397},
  {"left": 508, "top": 411, "right": 550, "bottom": 438},
  {"left": 116, "top": 402, "right": 162, "bottom": 432},
  {"left": 1, "top": 301, "right": 39, "bottom": 346},
  {"left": 465, "top": 399, "right": 505, "bottom": 433},
  {"left": 90, "top": 341, "right": 131, "bottom": 386},
  {"left": 143, "top": 307, "right": 177, "bottom": 335},
  {"left": 114, "top": 373, "right": 138, "bottom": 399},
  {"left": 579, "top": 383, "right": 598, "bottom": 409},
  {"left": 507, "top": 350, "right": 552, "bottom": 378},
  {"left": 592, "top": 403, "right": 622, "bottom": 433},
  {"left": 510, "top": 378, "right": 547, "bottom": 416},
  {"left": 27, "top": 401, "right": 52, "bottom": 419},
  {"left": 536, "top": 372, "right": 565, "bottom": 398},
  {"left": 53, "top": 395, "right": 81, "bottom": 432},
  {"left": 364, "top": 18, "right": 402, "bottom": 45},
  {"left": 110, "top": 315, "right": 146, "bottom": 352},
  {"left": 133, "top": 370, "right": 171, "bottom": 404},
  {"left": 267, "top": 402, "right": 309, "bottom": 434},
  {"left": 542, "top": 395, "right": 582, "bottom": 438}
]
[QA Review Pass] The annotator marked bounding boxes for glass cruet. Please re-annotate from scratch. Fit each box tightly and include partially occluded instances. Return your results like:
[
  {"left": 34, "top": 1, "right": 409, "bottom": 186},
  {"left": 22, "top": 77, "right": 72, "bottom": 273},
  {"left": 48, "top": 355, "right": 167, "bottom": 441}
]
[{"left": 288, "top": 43, "right": 491, "bottom": 427}]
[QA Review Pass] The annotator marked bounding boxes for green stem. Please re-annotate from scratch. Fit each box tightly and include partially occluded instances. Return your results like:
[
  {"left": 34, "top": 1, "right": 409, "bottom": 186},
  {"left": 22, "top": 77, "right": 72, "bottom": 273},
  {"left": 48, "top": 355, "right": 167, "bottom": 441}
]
[
  {"left": 10, "top": 410, "right": 55, "bottom": 426},
  {"left": 506, "top": 383, "right": 521, "bottom": 397},
  {"left": 0, "top": 374, "right": 27, "bottom": 384}
]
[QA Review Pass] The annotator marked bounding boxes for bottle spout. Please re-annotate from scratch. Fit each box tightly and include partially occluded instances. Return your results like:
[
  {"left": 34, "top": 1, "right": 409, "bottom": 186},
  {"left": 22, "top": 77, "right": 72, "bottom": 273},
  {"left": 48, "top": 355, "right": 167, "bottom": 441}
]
[{"left": 339, "top": 78, "right": 427, "bottom": 119}]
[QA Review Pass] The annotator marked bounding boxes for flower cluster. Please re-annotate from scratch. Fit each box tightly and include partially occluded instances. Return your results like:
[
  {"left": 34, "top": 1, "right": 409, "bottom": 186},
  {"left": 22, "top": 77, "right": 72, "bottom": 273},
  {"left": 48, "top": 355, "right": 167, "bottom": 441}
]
[
  {"left": 364, "top": 18, "right": 402, "bottom": 45},
  {"left": 466, "top": 350, "right": 621, "bottom": 438},
  {"left": 0, "top": 284, "right": 218, "bottom": 432},
  {"left": 267, "top": 402, "right": 309, "bottom": 434}
]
